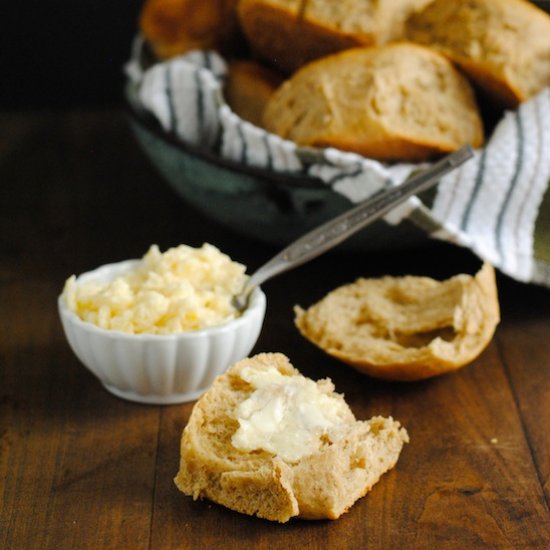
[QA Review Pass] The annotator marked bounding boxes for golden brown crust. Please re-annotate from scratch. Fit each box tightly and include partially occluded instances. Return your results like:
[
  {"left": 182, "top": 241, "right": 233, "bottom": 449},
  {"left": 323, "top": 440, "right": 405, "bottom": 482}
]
[
  {"left": 237, "top": 0, "right": 432, "bottom": 72},
  {"left": 174, "top": 353, "right": 408, "bottom": 522},
  {"left": 294, "top": 264, "right": 500, "bottom": 381},
  {"left": 237, "top": 0, "right": 356, "bottom": 73},
  {"left": 406, "top": 0, "right": 550, "bottom": 107},
  {"left": 224, "top": 60, "right": 285, "bottom": 126},
  {"left": 140, "top": 0, "right": 242, "bottom": 59},
  {"left": 263, "top": 43, "right": 484, "bottom": 161}
]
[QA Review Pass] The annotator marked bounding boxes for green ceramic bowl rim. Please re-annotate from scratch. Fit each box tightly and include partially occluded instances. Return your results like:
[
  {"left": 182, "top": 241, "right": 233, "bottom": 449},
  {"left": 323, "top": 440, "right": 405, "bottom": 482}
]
[{"left": 124, "top": 96, "right": 328, "bottom": 190}]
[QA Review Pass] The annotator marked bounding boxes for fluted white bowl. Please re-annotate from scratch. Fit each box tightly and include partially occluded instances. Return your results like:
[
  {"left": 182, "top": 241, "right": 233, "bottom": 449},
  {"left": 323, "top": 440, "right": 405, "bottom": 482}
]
[{"left": 58, "top": 260, "right": 266, "bottom": 405}]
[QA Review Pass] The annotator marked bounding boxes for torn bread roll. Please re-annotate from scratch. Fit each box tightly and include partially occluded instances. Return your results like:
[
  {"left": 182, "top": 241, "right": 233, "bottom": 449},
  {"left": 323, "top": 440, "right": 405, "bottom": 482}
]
[
  {"left": 174, "top": 352, "right": 408, "bottom": 522},
  {"left": 294, "top": 264, "right": 500, "bottom": 381}
]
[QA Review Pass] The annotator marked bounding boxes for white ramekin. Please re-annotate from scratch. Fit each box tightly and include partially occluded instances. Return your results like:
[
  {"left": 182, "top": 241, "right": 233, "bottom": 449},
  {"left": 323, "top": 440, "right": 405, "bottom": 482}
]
[{"left": 58, "top": 260, "right": 266, "bottom": 405}]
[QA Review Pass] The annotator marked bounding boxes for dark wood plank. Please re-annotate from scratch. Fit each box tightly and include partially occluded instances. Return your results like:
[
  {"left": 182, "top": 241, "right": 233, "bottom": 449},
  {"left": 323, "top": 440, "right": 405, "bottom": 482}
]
[
  {"left": 496, "top": 278, "right": 550, "bottom": 505},
  {"left": 0, "top": 279, "right": 160, "bottom": 550}
]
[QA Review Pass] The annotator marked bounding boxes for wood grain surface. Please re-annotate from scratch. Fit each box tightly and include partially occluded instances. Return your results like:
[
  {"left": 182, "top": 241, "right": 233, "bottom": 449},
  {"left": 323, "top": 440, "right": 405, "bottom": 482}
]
[{"left": 1, "top": 111, "right": 549, "bottom": 549}]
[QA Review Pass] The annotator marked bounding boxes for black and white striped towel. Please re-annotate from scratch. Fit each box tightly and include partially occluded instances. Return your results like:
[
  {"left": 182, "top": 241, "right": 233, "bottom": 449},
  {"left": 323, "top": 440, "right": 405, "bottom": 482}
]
[{"left": 126, "top": 44, "right": 550, "bottom": 288}]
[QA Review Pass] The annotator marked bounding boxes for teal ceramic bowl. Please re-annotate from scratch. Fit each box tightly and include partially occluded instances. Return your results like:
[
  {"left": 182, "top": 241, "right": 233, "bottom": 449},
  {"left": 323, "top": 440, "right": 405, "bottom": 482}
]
[
  {"left": 125, "top": 1, "right": 550, "bottom": 249},
  {"left": 125, "top": 92, "right": 428, "bottom": 251}
]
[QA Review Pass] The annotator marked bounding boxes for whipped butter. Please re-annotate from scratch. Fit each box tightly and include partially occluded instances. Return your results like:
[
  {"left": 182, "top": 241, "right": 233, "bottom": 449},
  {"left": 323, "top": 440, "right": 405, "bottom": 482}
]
[
  {"left": 62, "top": 243, "right": 247, "bottom": 334},
  {"left": 231, "top": 365, "right": 351, "bottom": 462}
]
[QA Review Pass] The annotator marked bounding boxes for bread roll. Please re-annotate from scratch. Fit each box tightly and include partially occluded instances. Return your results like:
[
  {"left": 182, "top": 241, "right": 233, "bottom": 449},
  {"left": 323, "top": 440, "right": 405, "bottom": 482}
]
[
  {"left": 225, "top": 60, "right": 284, "bottom": 126},
  {"left": 406, "top": 0, "right": 550, "bottom": 107},
  {"left": 237, "top": 0, "right": 432, "bottom": 72},
  {"left": 263, "top": 43, "right": 484, "bottom": 161},
  {"left": 140, "top": 0, "right": 241, "bottom": 59},
  {"left": 294, "top": 264, "right": 500, "bottom": 381},
  {"left": 174, "top": 352, "right": 408, "bottom": 522}
]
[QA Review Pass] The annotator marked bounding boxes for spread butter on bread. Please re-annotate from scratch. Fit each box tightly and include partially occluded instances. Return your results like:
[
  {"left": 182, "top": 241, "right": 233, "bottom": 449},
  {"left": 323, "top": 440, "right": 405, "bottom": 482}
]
[
  {"left": 263, "top": 42, "right": 484, "bottom": 161},
  {"left": 174, "top": 352, "right": 408, "bottom": 522},
  {"left": 295, "top": 264, "right": 500, "bottom": 381}
]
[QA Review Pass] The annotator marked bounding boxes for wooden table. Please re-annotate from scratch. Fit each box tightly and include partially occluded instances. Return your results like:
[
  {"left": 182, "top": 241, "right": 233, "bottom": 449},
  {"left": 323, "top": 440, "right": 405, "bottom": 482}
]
[{"left": 1, "top": 110, "right": 549, "bottom": 549}]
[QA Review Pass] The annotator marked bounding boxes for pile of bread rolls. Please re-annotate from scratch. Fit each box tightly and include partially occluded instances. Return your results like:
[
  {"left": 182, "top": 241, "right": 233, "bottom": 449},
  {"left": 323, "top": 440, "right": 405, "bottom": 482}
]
[{"left": 140, "top": 0, "right": 550, "bottom": 161}]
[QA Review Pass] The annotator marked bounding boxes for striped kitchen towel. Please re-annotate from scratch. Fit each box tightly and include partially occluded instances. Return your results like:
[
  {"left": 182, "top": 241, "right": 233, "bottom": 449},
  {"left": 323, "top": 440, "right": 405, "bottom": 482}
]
[{"left": 126, "top": 43, "right": 550, "bottom": 288}]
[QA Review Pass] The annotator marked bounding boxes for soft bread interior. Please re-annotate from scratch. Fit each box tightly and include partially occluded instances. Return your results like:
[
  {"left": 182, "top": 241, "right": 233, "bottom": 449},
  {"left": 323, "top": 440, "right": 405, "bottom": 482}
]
[{"left": 294, "top": 263, "right": 500, "bottom": 381}]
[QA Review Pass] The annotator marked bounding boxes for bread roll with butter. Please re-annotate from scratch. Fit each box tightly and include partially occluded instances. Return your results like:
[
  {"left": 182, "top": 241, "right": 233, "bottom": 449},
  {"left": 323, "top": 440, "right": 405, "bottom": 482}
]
[
  {"left": 294, "top": 264, "right": 500, "bottom": 381},
  {"left": 140, "top": 0, "right": 242, "bottom": 59},
  {"left": 406, "top": 0, "right": 550, "bottom": 107},
  {"left": 174, "top": 352, "right": 408, "bottom": 522},
  {"left": 237, "top": 0, "right": 432, "bottom": 72},
  {"left": 263, "top": 43, "right": 484, "bottom": 161}
]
